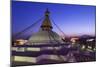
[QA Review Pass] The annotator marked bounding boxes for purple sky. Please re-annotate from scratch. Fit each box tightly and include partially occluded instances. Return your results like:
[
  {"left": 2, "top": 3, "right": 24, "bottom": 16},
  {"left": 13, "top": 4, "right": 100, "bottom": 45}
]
[{"left": 12, "top": 1, "right": 96, "bottom": 37}]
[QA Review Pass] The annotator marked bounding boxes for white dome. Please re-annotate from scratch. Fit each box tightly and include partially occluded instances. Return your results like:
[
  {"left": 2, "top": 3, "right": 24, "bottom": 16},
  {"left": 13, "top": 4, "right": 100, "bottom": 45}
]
[{"left": 28, "top": 30, "right": 64, "bottom": 45}]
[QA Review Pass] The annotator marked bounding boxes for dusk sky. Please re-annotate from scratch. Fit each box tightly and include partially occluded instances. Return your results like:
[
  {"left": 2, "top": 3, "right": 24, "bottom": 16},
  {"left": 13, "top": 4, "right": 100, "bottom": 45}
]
[{"left": 12, "top": 1, "right": 96, "bottom": 37}]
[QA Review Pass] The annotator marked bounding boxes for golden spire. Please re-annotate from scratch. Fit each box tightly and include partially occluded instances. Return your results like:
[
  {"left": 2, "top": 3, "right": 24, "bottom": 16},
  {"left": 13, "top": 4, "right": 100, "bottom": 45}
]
[{"left": 41, "top": 9, "right": 53, "bottom": 30}]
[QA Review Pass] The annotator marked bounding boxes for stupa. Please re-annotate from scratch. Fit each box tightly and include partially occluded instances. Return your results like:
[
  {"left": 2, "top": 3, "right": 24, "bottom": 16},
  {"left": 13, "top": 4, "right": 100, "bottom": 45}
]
[{"left": 28, "top": 9, "right": 65, "bottom": 45}]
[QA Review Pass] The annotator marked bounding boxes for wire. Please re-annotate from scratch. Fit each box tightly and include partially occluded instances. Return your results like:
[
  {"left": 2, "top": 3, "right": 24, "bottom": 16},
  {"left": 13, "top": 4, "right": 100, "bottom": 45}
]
[
  {"left": 50, "top": 17, "right": 66, "bottom": 37},
  {"left": 14, "top": 16, "right": 44, "bottom": 39}
]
